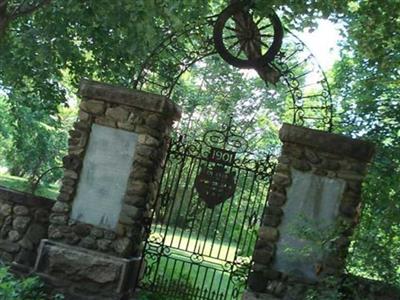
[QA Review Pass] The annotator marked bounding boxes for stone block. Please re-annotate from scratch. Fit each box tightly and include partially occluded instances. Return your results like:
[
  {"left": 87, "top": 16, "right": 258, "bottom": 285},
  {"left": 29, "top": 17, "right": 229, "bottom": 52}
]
[
  {"left": 282, "top": 143, "right": 304, "bottom": 158},
  {"left": 113, "top": 237, "right": 132, "bottom": 256},
  {"left": 34, "top": 208, "right": 50, "bottom": 223},
  {"left": 278, "top": 155, "right": 291, "bottom": 164},
  {"left": 253, "top": 248, "right": 274, "bottom": 265},
  {"left": 91, "top": 227, "right": 104, "bottom": 238},
  {"left": 97, "top": 239, "right": 112, "bottom": 251},
  {"left": 73, "top": 223, "right": 92, "bottom": 237},
  {"left": 0, "top": 203, "right": 12, "bottom": 216},
  {"left": 265, "top": 206, "right": 284, "bottom": 217},
  {"left": 34, "top": 240, "right": 141, "bottom": 297},
  {"left": 48, "top": 225, "right": 64, "bottom": 240},
  {"left": 78, "top": 111, "right": 90, "bottom": 121},
  {"left": 125, "top": 205, "right": 143, "bottom": 219},
  {"left": 0, "top": 250, "right": 14, "bottom": 262},
  {"left": 0, "top": 239, "right": 20, "bottom": 253},
  {"left": 268, "top": 192, "right": 286, "bottom": 207},
  {"left": 63, "top": 154, "right": 83, "bottom": 171},
  {"left": 145, "top": 114, "right": 163, "bottom": 129},
  {"left": 64, "top": 169, "right": 79, "bottom": 180},
  {"left": 95, "top": 116, "right": 117, "bottom": 128},
  {"left": 8, "top": 230, "right": 21, "bottom": 242},
  {"left": 65, "top": 232, "right": 80, "bottom": 245},
  {"left": 314, "top": 168, "right": 328, "bottom": 176},
  {"left": 49, "top": 214, "right": 68, "bottom": 225},
  {"left": 263, "top": 214, "right": 282, "bottom": 227},
  {"left": 104, "top": 230, "right": 117, "bottom": 240},
  {"left": 320, "top": 159, "right": 341, "bottom": 171},
  {"left": 117, "top": 121, "right": 135, "bottom": 131},
  {"left": 79, "top": 100, "right": 106, "bottom": 115},
  {"left": 52, "top": 202, "right": 71, "bottom": 213},
  {"left": 336, "top": 170, "right": 364, "bottom": 181},
  {"left": 79, "top": 236, "right": 97, "bottom": 249},
  {"left": 339, "top": 202, "right": 357, "bottom": 218},
  {"left": 272, "top": 173, "right": 291, "bottom": 187},
  {"left": 259, "top": 226, "right": 279, "bottom": 242},
  {"left": 13, "top": 205, "right": 29, "bottom": 216},
  {"left": 138, "top": 134, "right": 160, "bottom": 147},
  {"left": 13, "top": 216, "right": 31, "bottom": 233},
  {"left": 26, "top": 223, "right": 47, "bottom": 243},
  {"left": 130, "top": 165, "right": 152, "bottom": 182},
  {"left": 105, "top": 106, "right": 130, "bottom": 122},
  {"left": 127, "top": 181, "right": 148, "bottom": 197},
  {"left": 291, "top": 159, "right": 311, "bottom": 172},
  {"left": 304, "top": 148, "right": 321, "bottom": 164},
  {"left": 248, "top": 270, "right": 267, "bottom": 292}
]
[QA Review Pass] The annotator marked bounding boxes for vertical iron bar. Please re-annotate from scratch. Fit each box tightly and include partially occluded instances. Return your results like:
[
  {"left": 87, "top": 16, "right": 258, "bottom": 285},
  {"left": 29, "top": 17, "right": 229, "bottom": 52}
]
[
  {"left": 224, "top": 170, "right": 249, "bottom": 262},
  {"left": 169, "top": 155, "right": 196, "bottom": 249},
  {"left": 239, "top": 174, "right": 261, "bottom": 255},
  {"left": 151, "top": 147, "right": 188, "bottom": 289},
  {"left": 217, "top": 168, "right": 243, "bottom": 259}
]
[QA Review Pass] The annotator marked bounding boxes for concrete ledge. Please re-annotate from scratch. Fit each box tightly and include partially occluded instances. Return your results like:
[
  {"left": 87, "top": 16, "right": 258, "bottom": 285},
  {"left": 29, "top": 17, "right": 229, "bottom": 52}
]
[
  {"left": 34, "top": 239, "right": 140, "bottom": 299},
  {"left": 79, "top": 79, "right": 181, "bottom": 120},
  {"left": 0, "top": 186, "right": 53, "bottom": 208},
  {"left": 279, "top": 124, "right": 375, "bottom": 162}
]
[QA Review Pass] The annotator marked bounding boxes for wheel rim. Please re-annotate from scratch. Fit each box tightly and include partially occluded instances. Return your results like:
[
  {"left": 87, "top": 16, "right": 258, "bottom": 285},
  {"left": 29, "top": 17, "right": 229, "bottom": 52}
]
[{"left": 213, "top": 2, "right": 283, "bottom": 69}]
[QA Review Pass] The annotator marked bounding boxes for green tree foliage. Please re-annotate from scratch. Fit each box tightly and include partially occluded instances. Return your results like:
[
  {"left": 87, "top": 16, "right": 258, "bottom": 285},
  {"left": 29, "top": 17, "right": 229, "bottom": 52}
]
[
  {"left": 331, "top": 0, "right": 400, "bottom": 286},
  {"left": 0, "top": 0, "right": 399, "bottom": 288}
]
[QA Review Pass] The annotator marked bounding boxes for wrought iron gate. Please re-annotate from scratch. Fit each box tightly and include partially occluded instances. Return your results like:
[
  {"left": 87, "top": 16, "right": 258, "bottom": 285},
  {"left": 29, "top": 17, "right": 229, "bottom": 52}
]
[{"left": 138, "top": 119, "right": 275, "bottom": 299}]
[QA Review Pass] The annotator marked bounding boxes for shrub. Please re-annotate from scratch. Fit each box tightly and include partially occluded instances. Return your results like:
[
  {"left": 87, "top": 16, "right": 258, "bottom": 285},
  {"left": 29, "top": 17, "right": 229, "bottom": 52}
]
[{"left": 0, "top": 266, "right": 64, "bottom": 300}]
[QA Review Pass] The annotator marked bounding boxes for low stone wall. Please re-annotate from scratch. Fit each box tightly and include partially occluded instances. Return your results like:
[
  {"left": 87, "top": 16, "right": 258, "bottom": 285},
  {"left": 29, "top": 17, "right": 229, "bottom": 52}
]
[{"left": 0, "top": 187, "right": 53, "bottom": 267}]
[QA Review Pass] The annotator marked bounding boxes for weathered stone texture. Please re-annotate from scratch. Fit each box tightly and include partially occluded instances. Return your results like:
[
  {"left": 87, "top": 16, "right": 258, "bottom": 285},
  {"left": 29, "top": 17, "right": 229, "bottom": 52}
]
[
  {"left": 247, "top": 124, "right": 375, "bottom": 299},
  {"left": 34, "top": 240, "right": 140, "bottom": 299},
  {"left": 48, "top": 80, "right": 180, "bottom": 260},
  {"left": 0, "top": 187, "right": 53, "bottom": 266}
]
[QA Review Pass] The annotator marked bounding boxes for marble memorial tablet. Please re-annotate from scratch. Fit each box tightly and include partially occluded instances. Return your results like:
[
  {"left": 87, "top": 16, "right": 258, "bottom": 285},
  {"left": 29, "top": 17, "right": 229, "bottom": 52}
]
[
  {"left": 273, "top": 168, "right": 346, "bottom": 281},
  {"left": 71, "top": 124, "right": 138, "bottom": 230}
]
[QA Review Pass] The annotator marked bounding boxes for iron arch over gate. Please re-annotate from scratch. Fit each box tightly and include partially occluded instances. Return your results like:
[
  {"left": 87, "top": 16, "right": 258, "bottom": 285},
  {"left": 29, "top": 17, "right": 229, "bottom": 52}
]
[
  {"left": 134, "top": 3, "right": 336, "bottom": 299},
  {"left": 132, "top": 21, "right": 334, "bottom": 132},
  {"left": 138, "top": 117, "right": 275, "bottom": 299}
]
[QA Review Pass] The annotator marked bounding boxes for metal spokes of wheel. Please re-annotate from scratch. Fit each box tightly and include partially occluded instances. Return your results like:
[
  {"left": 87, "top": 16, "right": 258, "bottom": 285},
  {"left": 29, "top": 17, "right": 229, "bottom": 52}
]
[{"left": 213, "top": 2, "right": 283, "bottom": 69}]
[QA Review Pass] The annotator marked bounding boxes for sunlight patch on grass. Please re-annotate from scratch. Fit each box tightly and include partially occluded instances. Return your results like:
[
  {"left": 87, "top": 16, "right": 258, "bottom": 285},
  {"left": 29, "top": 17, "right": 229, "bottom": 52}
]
[{"left": 0, "top": 173, "right": 59, "bottom": 200}]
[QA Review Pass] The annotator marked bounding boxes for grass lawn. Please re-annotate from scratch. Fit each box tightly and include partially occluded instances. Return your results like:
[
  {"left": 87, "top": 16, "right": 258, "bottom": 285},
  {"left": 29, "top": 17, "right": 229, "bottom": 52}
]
[
  {"left": 138, "top": 225, "right": 251, "bottom": 299},
  {"left": 0, "top": 173, "right": 59, "bottom": 200}
]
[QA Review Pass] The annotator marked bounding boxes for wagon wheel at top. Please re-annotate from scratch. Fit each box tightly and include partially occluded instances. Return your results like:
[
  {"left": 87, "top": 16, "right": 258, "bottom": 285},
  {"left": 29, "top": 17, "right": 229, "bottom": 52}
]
[{"left": 213, "top": 2, "right": 283, "bottom": 69}]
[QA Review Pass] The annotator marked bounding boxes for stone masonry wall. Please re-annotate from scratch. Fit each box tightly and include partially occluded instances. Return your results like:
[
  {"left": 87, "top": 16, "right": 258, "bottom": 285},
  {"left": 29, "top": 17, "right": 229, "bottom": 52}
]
[
  {"left": 48, "top": 79, "right": 180, "bottom": 258},
  {"left": 0, "top": 187, "right": 53, "bottom": 267},
  {"left": 246, "top": 124, "right": 375, "bottom": 299}
]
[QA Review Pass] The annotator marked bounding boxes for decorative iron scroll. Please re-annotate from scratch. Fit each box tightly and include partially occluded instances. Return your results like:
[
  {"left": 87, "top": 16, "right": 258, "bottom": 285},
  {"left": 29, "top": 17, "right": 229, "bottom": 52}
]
[
  {"left": 137, "top": 117, "right": 276, "bottom": 300},
  {"left": 203, "top": 117, "right": 249, "bottom": 153},
  {"left": 132, "top": 17, "right": 335, "bottom": 132}
]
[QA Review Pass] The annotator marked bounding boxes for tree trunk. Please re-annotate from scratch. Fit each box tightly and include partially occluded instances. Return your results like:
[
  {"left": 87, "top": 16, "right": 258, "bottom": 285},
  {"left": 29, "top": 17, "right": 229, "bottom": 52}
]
[
  {"left": 0, "top": 0, "right": 52, "bottom": 40},
  {"left": 0, "top": 0, "right": 8, "bottom": 39}
]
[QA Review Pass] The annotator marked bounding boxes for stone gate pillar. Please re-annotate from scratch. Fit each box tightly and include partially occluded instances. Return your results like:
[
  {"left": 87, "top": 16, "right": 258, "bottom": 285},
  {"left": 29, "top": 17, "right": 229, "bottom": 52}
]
[
  {"left": 244, "top": 124, "right": 375, "bottom": 300},
  {"left": 33, "top": 79, "right": 181, "bottom": 299}
]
